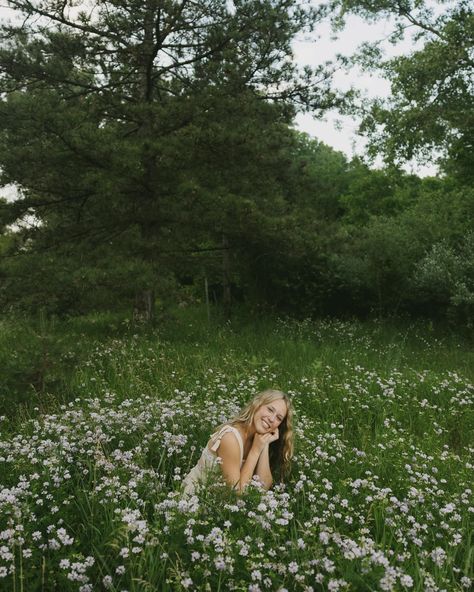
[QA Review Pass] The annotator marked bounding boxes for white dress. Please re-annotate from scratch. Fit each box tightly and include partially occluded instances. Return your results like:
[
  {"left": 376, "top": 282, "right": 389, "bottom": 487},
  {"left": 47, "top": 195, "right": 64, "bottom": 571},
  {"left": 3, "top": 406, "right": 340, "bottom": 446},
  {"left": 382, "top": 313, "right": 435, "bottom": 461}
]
[{"left": 181, "top": 424, "right": 244, "bottom": 496}]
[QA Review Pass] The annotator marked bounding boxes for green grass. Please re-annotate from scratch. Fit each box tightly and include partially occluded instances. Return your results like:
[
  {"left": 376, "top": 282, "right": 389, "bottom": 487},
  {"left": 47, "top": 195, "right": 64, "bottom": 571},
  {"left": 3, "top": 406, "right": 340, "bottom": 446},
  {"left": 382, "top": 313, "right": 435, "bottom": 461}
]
[
  {"left": 2, "top": 306, "right": 472, "bottom": 417},
  {"left": 0, "top": 307, "right": 472, "bottom": 591}
]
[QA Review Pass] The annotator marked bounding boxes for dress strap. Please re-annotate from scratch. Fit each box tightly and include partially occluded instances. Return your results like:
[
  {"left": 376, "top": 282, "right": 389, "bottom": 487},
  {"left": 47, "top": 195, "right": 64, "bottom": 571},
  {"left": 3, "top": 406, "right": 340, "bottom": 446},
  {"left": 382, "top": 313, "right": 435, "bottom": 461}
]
[{"left": 209, "top": 425, "right": 244, "bottom": 463}]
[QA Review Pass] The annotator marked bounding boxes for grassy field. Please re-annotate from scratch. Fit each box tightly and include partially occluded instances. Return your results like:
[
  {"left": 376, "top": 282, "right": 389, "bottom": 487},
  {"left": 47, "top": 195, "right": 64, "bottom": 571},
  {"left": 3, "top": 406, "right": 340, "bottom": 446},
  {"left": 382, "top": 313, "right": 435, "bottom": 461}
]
[{"left": 1, "top": 309, "right": 473, "bottom": 591}]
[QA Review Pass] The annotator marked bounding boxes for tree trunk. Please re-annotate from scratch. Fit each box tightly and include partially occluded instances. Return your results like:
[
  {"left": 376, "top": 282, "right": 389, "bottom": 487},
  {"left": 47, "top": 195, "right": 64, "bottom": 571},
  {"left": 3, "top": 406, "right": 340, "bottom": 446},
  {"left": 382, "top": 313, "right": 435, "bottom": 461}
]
[
  {"left": 222, "top": 233, "right": 232, "bottom": 321},
  {"left": 133, "top": 289, "right": 155, "bottom": 323},
  {"left": 134, "top": 0, "right": 157, "bottom": 323},
  {"left": 204, "top": 274, "right": 211, "bottom": 323}
]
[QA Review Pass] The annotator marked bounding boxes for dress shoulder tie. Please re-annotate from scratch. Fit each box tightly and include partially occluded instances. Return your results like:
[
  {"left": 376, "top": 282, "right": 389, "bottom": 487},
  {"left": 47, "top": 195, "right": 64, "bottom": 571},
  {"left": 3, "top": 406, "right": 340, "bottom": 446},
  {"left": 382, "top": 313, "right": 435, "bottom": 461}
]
[{"left": 209, "top": 425, "right": 244, "bottom": 463}]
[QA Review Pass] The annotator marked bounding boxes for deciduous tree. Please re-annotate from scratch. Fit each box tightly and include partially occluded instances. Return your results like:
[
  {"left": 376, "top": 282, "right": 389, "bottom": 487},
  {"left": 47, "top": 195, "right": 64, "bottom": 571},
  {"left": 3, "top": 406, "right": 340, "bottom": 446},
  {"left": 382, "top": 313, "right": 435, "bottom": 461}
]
[{"left": 340, "top": 0, "right": 473, "bottom": 181}]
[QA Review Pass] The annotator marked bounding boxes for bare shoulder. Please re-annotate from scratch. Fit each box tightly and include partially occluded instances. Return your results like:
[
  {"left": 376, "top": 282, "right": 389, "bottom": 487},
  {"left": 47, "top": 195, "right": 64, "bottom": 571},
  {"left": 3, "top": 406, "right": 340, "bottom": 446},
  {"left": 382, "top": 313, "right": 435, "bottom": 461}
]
[{"left": 216, "top": 431, "right": 241, "bottom": 461}]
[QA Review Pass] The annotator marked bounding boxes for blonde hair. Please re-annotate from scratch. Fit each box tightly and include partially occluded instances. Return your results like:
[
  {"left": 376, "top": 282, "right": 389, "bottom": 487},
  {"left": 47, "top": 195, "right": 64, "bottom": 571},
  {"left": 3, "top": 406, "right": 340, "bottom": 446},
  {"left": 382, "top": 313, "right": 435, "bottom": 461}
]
[{"left": 218, "top": 389, "right": 295, "bottom": 482}]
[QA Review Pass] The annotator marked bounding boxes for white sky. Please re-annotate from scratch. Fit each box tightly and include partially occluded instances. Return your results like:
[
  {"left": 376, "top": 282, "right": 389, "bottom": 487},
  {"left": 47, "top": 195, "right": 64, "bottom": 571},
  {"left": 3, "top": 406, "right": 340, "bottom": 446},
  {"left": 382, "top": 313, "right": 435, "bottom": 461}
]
[{"left": 292, "top": 11, "right": 439, "bottom": 176}]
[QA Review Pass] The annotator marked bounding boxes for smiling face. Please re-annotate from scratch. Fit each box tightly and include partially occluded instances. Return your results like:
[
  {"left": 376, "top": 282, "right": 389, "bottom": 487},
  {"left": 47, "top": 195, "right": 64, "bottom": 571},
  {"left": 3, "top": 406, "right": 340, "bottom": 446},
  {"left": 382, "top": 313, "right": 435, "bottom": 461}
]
[{"left": 253, "top": 398, "right": 287, "bottom": 434}]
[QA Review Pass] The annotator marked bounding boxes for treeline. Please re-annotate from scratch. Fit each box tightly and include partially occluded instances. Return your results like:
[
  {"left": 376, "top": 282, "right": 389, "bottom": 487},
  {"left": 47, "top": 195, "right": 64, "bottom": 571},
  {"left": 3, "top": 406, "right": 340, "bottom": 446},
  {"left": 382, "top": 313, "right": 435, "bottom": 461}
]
[
  {"left": 0, "top": 0, "right": 472, "bottom": 324},
  {"left": 2, "top": 133, "right": 472, "bottom": 323}
]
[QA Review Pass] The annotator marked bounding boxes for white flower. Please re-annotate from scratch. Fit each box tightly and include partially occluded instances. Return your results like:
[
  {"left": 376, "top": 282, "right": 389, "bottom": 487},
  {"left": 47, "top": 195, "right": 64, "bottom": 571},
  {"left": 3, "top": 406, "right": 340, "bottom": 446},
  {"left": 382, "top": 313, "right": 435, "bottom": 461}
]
[
  {"left": 400, "top": 574, "right": 414, "bottom": 588},
  {"left": 56, "top": 528, "right": 74, "bottom": 546},
  {"left": 214, "top": 557, "right": 226, "bottom": 570},
  {"left": 430, "top": 547, "right": 447, "bottom": 567},
  {"left": 48, "top": 539, "right": 60, "bottom": 550},
  {"left": 328, "top": 579, "right": 346, "bottom": 591},
  {"left": 319, "top": 531, "right": 330, "bottom": 545}
]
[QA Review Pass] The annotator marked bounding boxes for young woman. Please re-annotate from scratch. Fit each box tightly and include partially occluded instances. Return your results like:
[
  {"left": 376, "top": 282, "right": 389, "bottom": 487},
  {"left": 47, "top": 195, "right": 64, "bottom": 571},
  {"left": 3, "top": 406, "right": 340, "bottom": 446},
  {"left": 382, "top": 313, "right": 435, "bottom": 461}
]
[{"left": 182, "top": 389, "right": 294, "bottom": 496}]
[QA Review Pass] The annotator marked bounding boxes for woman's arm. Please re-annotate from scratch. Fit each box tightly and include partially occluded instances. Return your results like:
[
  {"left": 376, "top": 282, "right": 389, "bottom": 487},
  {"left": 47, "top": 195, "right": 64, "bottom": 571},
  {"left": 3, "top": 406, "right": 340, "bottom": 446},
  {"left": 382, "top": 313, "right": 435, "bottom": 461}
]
[
  {"left": 254, "top": 444, "right": 273, "bottom": 490},
  {"left": 217, "top": 433, "right": 260, "bottom": 493},
  {"left": 218, "top": 433, "right": 274, "bottom": 494}
]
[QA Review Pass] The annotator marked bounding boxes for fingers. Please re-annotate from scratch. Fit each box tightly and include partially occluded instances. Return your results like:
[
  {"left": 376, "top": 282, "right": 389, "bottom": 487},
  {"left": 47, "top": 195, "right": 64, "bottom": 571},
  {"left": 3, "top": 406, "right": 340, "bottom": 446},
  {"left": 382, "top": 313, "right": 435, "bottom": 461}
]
[{"left": 263, "top": 432, "right": 278, "bottom": 443}]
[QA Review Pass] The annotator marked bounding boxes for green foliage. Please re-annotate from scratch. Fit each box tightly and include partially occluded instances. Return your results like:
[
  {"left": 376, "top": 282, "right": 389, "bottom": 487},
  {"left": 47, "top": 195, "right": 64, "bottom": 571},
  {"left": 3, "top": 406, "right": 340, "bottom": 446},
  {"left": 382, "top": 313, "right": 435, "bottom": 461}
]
[
  {"left": 340, "top": 160, "right": 421, "bottom": 224},
  {"left": 414, "top": 234, "right": 474, "bottom": 326},
  {"left": 331, "top": 216, "right": 419, "bottom": 314},
  {"left": 0, "top": 225, "right": 178, "bottom": 315},
  {"left": 0, "top": 0, "right": 345, "bottom": 315},
  {"left": 0, "top": 312, "right": 95, "bottom": 413},
  {"left": 0, "top": 1, "right": 471, "bottom": 322},
  {"left": 343, "top": 0, "right": 474, "bottom": 182},
  {"left": 283, "top": 131, "right": 349, "bottom": 216},
  {"left": 329, "top": 178, "right": 474, "bottom": 320}
]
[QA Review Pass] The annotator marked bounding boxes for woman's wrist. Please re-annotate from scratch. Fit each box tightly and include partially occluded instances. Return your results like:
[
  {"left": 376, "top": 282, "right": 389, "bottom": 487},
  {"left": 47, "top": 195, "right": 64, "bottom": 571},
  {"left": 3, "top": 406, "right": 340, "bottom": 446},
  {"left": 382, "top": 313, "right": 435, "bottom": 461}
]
[
  {"left": 251, "top": 441, "right": 266, "bottom": 455},
  {"left": 249, "top": 444, "right": 263, "bottom": 458}
]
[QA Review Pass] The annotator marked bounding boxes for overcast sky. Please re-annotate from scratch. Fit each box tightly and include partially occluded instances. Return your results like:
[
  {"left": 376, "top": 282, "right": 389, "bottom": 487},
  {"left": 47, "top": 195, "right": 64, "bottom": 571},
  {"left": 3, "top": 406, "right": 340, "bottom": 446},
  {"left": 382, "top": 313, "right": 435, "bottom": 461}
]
[{"left": 292, "top": 9, "right": 439, "bottom": 176}]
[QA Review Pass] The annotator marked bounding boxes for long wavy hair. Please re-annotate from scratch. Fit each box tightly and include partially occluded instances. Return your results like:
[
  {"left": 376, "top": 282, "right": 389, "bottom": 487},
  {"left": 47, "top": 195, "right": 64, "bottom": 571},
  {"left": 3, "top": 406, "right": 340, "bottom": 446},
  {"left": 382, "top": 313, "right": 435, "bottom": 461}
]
[{"left": 217, "top": 389, "right": 295, "bottom": 482}]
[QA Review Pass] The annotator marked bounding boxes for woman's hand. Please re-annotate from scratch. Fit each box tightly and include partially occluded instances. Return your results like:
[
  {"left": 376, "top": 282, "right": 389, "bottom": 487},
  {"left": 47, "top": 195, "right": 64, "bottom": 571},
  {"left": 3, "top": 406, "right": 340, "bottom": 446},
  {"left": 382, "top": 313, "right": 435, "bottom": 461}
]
[{"left": 252, "top": 428, "right": 279, "bottom": 453}]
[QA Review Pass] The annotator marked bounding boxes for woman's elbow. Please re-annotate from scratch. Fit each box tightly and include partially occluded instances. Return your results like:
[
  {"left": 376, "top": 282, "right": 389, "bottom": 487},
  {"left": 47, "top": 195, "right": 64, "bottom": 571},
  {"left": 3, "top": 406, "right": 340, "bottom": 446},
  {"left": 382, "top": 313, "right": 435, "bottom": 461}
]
[
  {"left": 263, "top": 478, "right": 273, "bottom": 491},
  {"left": 233, "top": 480, "right": 247, "bottom": 495},
  {"left": 224, "top": 476, "right": 243, "bottom": 494}
]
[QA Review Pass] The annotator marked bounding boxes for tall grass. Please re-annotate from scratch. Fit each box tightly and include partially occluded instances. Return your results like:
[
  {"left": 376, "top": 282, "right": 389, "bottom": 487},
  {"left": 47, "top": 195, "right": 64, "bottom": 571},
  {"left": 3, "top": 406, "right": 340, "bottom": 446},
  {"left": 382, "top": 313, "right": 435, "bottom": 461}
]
[
  {"left": 2, "top": 307, "right": 472, "bottom": 416},
  {"left": 0, "top": 308, "right": 472, "bottom": 591}
]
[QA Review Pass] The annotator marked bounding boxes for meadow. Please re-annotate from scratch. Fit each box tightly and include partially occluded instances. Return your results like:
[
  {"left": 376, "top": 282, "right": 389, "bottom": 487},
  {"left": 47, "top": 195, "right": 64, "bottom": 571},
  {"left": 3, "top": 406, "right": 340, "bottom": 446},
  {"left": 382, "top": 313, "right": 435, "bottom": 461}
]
[{"left": 1, "top": 310, "right": 473, "bottom": 591}]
